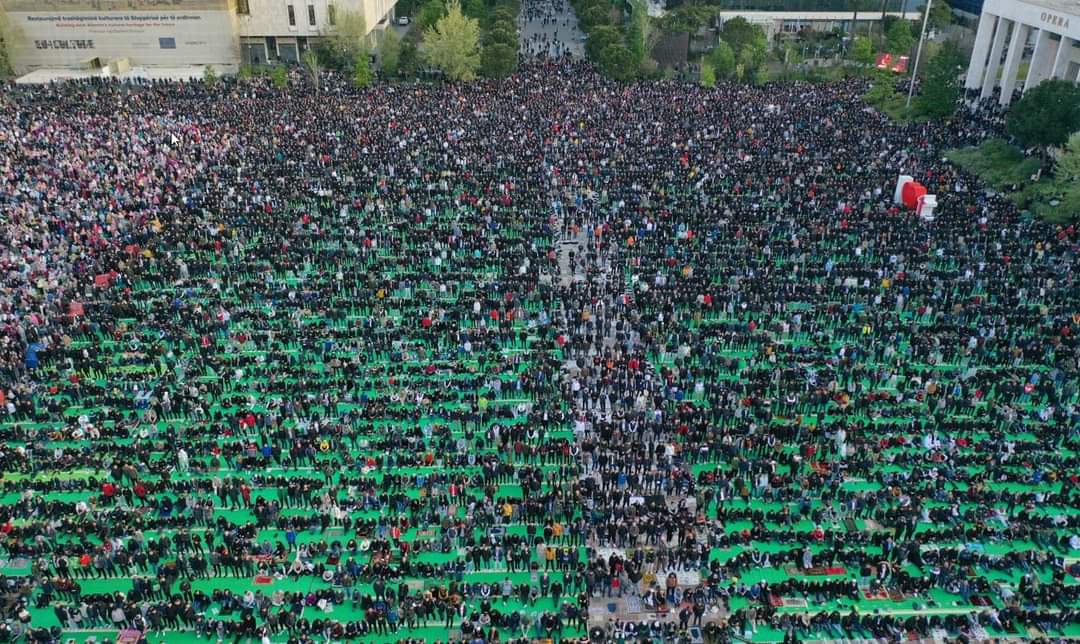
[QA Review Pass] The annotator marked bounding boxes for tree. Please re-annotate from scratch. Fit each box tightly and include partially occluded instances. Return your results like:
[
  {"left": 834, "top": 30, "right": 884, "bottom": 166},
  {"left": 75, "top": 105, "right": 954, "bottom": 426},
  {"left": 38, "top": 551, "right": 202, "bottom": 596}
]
[
  {"left": 925, "top": 0, "right": 953, "bottom": 30},
  {"left": 718, "top": 17, "right": 758, "bottom": 57},
  {"left": 480, "top": 42, "right": 517, "bottom": 78},
  {"left": 352, "top": 51, "right": 373, "bottom": 87},
  {"left": 270, "top": 64, "right": 288, "bottom": 88},
  {"left": 423, "top": 0, "right": 481, "bottom": 81},
  {"left": 416, "top": 0, "right": 447, "bottom": 31},
  {"left": 487, "top": 6, "right": 517, "bottom": 27},
  {"left": 0, "top": 9, "right": 19, "bottom": 77},
  {"left": 580, "top": 4, "right": 611, "bottom": 30},
  {"left": 626, "top": 0, "right": 657, "bottom": 65},
  {"left": 1007, "top": 80, "right": 1080, "bottom": 149},
  {"left": 203, "top": 64, "right": 219, "bottom": 87},
  {"left": 586, "top": 26, "right": 622, "bottom": 62},
  {"left": 1056, "top": 132, "right": 1080, "bottom": 185},
  {"left": 301, "top": 50, "right": 322, "bottom": 92},
  {"left": 915, "top": 39, "right": 962, "bottom": 118},
  {"left": 661, "top": 5, "right": 715, "bottom": 35},
  {"left": 328, "top": 10, "right": 371, "bottom": 65},
  {"left": 378, "top": 27, "right": 402, "bottom": 77},
  {"left": 598, "top": 43, "right": 637, "bottom": 81},
  {"left": 400, "top": 41, "right": 421, "bottom": 76},
  {"left": 708, "top": 41, "right": 735, "bottom": 80},
  {"left": 461, "top": 0, "right": 485, "bottom": 19},
  {"left": 886, "top": 19, "right": 914, "bottom": 55},
  {"left": 699, "top": 59, "right": 716, "bottom": 88},
  {"left": 485, "top": 23, "right": 517, "bottom": 48},
  {"left": 851, "top": 35, "right": 874, "bottom": 65}
]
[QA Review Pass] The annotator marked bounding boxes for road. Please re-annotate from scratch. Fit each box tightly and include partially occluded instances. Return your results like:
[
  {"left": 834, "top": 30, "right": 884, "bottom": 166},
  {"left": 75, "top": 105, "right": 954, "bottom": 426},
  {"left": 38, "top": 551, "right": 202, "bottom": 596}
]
[{"left": 517, "top": 0, "right": 586, "bottom": 59}]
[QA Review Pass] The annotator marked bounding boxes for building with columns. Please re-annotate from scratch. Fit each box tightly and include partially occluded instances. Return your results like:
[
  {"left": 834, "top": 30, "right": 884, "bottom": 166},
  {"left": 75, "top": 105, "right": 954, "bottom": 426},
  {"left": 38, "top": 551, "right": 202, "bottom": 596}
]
[{"left": 966, "top": 0, "right": 1080, "bottom": 106}]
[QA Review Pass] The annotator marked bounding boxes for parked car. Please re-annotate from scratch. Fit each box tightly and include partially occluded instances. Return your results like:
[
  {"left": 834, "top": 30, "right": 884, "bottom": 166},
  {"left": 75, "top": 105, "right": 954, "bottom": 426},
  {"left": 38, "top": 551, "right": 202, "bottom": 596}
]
[{"left": 397, "top": 16, "right": 410, "bottom": 25}]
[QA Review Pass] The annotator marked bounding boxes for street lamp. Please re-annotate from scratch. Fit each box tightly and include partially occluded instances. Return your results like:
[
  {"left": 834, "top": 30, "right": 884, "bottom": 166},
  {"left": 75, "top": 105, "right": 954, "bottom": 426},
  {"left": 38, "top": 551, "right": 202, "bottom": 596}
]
[{"left": 907, "top": 0, "right": 931, "bottom": 108}]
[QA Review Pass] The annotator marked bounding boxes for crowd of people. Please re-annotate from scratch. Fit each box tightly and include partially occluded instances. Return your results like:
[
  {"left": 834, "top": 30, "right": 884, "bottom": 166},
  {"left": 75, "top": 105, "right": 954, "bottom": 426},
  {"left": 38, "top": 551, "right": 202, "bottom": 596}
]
[
  {"left": 518, "top": 0, "right": 582, "bottom": 60},
  {"left": 0, "top": 14, "right": 1078, "bottom": 644}
]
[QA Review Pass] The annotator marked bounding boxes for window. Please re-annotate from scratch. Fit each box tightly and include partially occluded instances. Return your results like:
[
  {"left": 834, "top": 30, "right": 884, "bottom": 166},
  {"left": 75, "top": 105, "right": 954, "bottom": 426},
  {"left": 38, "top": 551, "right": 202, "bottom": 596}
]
[
  {"left": 328, "top": 4, "right": 336, "bottom": 26},
  {"left": 235, "top": 0, "right": 249, "bottom": 14},
  {"left": 308, "top": 5, "right": 316, "bottom": 26},
  {"left": 287, "top": 4, "right": 296, "bottom": 26}
]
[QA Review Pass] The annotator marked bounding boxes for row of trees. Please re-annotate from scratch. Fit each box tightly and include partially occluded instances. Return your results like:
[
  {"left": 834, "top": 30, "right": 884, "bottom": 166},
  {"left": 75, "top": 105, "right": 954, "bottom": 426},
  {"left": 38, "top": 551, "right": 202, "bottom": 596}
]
[
  {"left": 700, "top": 16, "right": 767, "bottom": 87},
  {"left": 577, "top": 0, "right": 655, "bottom": 80},
  {"left": 420, "top": 0, "right": 520, "bottom": 80},
  {"left": 293, "top": 0, "right": 516, "bottom": 86}
]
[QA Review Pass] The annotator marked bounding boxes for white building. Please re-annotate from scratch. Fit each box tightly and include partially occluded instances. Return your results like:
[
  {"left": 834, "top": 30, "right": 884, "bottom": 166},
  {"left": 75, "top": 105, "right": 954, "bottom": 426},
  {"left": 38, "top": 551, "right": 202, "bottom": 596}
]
[
  {"left": 965, "top": 0, "right": 1080, "bottom": 105},
  {"left": 1, "top": 0, "right": 396, "bottom": 72}
]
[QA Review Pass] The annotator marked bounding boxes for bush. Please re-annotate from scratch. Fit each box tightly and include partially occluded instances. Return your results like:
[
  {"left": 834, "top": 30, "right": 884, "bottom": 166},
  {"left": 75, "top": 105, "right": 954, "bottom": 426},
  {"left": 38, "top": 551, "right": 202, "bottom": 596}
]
[{"left": 945, "top": 139, "right": 1041, "bottom": 191}]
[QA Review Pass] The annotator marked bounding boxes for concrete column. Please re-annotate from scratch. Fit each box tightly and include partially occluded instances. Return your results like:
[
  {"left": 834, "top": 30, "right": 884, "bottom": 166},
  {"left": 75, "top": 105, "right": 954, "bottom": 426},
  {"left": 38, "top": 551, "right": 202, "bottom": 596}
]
[
  {"left": 1024, "top": 29, "right": 1056, "bottom": 92},
  {"left": 999, "top": 21, "right": 1030, "bottom": 106},
  {"left": 966, "top": 12, "right": 998, "bottom": 89},
  {"left": 1052, "top": 37, "right": 1075, "bottom": 79},
  {"left": 981, "top": 18, "right": 1011, "bottom": 99}
]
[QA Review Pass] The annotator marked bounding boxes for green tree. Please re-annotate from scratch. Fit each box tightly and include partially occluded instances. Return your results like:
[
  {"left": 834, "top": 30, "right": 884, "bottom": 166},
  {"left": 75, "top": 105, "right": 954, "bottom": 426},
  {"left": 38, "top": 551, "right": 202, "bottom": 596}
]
[
  {"left": 417, "top": 0, "right": 447, "bottom": 31},
  {"left": 598, "top": 43, "right": 637, "bottom": 81},
  {"left": 718, "top": 17, "right": 757, "bottom": 57},
  {"left": 661, "top": 5, "right": 715, "bottom": 34},
  {"left": 585, "top": 25, "right": 621, "bottom": 62},
  {"left": 400, "top": 41, "right": 421, "bottom": 76},
  {"left": 626, "top": 0, "right": 657, "bottom": 65},
  {"left": 925, "top": 0, "right": 953, "bottom": 30},
  {"left": 487, "top": 6, "right": 517, "bottom": 27},
  {"left": 699, "top": 59, "right": 716, "bottom": 88},
  {"left": 886, "top": 19, "right": 914, "bottom": 55},
  {"left": 708, "top": 40, "right": 735, "bottom": 80},
  {"left": 378, "top": 27, "right": 403, "bottom": 76},
  {"left": 461, "top": 0, "right": 485, "bottom": 19},
  {"left": 203, "top": 64, "right": 218, "bottom": 87},
  {"left": 580, "top": 4, "right": 611, "bottom": 30},
  {"left": 328, "top": 10, "right": 371, "bottom": 65},
  {"left": 485, "top": 22, "right": 517, "bottom": 48},
  {"left": 352, "top": 50, "right": 373, "bottom": 87},
  {"left": 0, "top": 9, "right": 19, "bottom": 77},
  {"left": 301, "top": 50, "right": 322, "bottom": 92},
  {"left": 270, "top": 64, "right": 288, "bottom": 88},
  {"left": 915, "top": 39, "right": 963, "bottom": 118},
  {"left": 480, "top": 42, "right": 517, "bottom": 78},
  {"left": 851, "top": 35, "right": 874, "bottom": 65},
  {"left": 1007, "top": 80, "right": 1080, "bottom": 149},
  {"left": 423, "top": 0, "right": 481, "bottom": 81},
  {"left": 1056, "top": 132, "right": 1080, "bottom": 185}
]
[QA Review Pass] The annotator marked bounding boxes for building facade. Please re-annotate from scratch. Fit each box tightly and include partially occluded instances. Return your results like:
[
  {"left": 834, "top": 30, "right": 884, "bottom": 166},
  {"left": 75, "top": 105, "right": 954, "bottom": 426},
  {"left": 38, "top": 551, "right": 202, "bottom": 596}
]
[
  {"left": 1, "top": 0, "right": 395, "bottom": 72},
  {"left": 237, "top": 0, "right": 396, "bottom": 66},
  {"left": 1, "top": 0, "right": 241, "bottom": 72},
  {"left": 715, "top": 10, "right": 921, "bottom": 40},
  {"left": 965, "top": 0, "right": 1080, "bottom": 105}
]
